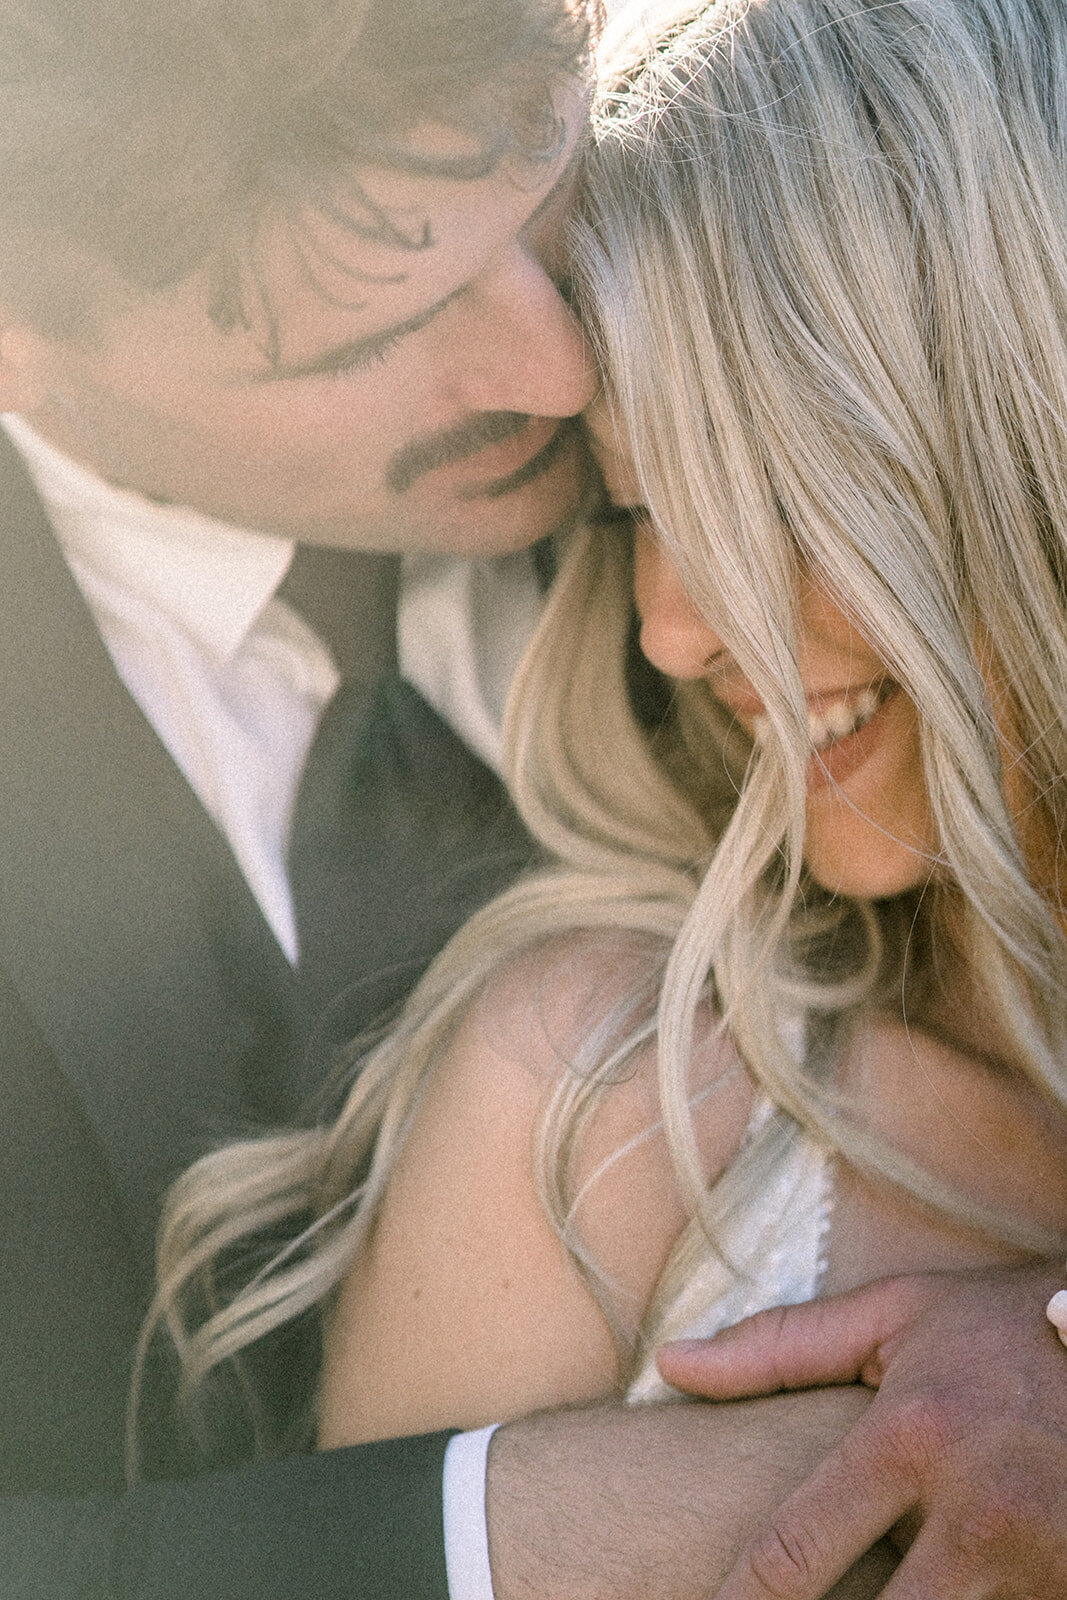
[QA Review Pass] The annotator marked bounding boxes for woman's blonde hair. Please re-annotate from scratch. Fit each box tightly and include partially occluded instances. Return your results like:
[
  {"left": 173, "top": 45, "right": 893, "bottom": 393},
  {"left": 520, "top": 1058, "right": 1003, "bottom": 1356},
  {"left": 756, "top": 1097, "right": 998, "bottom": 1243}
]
[{"left": 141, "top": 0, "right": 1067, "bottom": 1462}]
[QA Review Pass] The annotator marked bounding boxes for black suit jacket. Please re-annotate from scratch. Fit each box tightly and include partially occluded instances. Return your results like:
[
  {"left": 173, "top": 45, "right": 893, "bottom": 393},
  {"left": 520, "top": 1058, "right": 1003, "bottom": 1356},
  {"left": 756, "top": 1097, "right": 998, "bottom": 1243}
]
[{"left": 0, "top": 434, "right": 534, "bottom": 1598}]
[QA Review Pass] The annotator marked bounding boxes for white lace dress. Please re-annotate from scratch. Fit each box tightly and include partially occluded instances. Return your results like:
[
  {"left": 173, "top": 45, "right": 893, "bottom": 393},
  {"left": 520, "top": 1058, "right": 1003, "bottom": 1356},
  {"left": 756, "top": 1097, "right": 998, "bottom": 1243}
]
[{"left": 626, "top": 1097, "right": 835, "bottom": 1404}]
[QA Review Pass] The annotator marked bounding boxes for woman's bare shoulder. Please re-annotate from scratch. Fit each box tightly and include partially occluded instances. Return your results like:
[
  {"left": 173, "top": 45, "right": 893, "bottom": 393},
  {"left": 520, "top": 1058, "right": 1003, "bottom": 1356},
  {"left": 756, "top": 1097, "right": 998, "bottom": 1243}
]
[
  {"left": 321, "top": 931, "right": 734, "bottom": 1440},
  {"left": 459, "top": 930, "right": 666, "bottom": 1084},
  {"left": 462, "top": 931, "right": 746, "bottom": 1108},
  {"left": 451, "top": 933, "right": 757, "bottom": 1311},
  {"left": 843, "top": 1013, "right": 1067, "bottom": 1216}
]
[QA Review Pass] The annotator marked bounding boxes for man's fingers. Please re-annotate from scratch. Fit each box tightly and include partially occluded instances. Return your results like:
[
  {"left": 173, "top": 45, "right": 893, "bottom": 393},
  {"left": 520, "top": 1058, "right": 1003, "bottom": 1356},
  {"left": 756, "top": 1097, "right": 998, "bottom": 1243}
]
[
  {"left": 657, "top": 1279, "right": 916, "bottom": 1398},
  {"left": 871, "top": 1456, "right": 1067, "bottom": 1600},
  {"left": 713, "top": 1413, "right": 920, "bottom": 1600},
  {"left": 868, "top": 1523, "right": 992, "bottom": 1600}
]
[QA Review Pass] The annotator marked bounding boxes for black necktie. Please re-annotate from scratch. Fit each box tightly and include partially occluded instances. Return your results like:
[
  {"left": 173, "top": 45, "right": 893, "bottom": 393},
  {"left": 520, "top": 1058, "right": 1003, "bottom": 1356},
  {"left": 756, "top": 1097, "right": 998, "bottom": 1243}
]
[
  {"left": 280, "top": 546, "right": 405, "bottom": 1087},
  {"left": 283, "top": 546, "right": 538, "bottom": 1111},
  {"left": 277, "top": 541, "right": 399, "bottom": 684},
  {"left": 283, "top": 544, "right": 538, "bottom": 1113}
]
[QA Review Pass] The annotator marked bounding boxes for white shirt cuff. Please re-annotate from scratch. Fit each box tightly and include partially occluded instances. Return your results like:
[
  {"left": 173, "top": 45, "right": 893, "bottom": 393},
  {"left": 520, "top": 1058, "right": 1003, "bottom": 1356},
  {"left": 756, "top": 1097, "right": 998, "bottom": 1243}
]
[{"left": 442, "top": 1424, "right": 500, "bottom": 1600}]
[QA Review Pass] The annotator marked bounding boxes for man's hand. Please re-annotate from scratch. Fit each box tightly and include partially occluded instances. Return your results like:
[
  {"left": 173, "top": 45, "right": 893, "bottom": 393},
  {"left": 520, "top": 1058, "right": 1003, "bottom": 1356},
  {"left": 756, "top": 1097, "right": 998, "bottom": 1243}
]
[
  {"left": 485, "top": 1391, "right": 897, "bottom": 1600},
  {"left": 657, "top": 1263, "right": 1067, "bottom": 1599}
]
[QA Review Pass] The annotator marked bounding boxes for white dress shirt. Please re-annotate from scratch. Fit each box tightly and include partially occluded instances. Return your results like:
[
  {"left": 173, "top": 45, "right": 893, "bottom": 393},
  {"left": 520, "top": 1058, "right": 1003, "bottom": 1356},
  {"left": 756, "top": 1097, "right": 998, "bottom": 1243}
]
[
  {"left": 1, "top": 412, "right": 337, "bottom": 962},
  {"left": 1, "top": 412, "right": 542, "bottom": 1600},
  {"left": 397, "top": 549, "right": 545, "bottom": 777}
]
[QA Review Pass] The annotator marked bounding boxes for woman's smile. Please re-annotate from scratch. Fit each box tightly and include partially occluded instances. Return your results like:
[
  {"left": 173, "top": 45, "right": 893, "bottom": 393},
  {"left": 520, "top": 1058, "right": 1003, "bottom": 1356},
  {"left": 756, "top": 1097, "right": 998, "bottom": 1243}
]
[
  {"left": 622, "top": 521, "right": 937, "bottom": 897},
  {"left": 749, "top": 678, "right": 901, "bottom": 787}
]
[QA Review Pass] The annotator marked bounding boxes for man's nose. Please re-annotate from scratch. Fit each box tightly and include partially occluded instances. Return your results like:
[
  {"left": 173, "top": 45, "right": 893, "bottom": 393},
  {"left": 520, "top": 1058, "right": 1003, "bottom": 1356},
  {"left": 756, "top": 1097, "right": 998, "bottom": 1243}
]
[
  {"left": 633, "top": 528, "right": 722, "bottom": 679},
  {"left": 453, "top": 249, "right": 597, "bottom": 417}
]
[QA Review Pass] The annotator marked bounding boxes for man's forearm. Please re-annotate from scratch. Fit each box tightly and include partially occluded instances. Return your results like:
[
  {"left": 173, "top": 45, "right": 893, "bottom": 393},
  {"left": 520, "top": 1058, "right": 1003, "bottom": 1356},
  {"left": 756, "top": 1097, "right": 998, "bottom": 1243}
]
[{"left": 485, "top": 1390, "right": 897, "bottom": 1600}]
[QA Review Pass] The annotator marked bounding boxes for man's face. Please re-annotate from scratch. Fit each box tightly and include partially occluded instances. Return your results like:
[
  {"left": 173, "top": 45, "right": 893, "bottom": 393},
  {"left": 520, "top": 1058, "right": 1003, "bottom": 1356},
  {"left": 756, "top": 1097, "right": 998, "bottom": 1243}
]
[{"left": 11, "top": 90, "right": 596, "bottom": 553}]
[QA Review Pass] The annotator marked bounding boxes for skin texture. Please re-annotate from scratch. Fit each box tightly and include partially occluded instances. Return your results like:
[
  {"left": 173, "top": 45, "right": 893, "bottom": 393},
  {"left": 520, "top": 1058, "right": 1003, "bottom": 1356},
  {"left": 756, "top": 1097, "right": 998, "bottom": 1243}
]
[
  {"left": 320, "top": 961, "right": 1066, "bottom": 1443},
  {"left": 319, "top": 946, "right": 756, "bottom": 1442},
  {"left": 659, "top": 1264, "right": 1067, "bottom": 1600},
  {"left": 0, "top": 89, "right": 596, "bottom": 556},
  {"left": 485, "top": 1395, "right": 900, "bottom": 1600}
]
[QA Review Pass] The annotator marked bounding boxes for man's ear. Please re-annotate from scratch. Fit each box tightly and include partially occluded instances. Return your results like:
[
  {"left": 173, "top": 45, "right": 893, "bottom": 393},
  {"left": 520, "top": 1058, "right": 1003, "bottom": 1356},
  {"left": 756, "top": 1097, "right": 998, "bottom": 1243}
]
[{"left": 0, "top": 320, "right": 54, "bottom": 412}]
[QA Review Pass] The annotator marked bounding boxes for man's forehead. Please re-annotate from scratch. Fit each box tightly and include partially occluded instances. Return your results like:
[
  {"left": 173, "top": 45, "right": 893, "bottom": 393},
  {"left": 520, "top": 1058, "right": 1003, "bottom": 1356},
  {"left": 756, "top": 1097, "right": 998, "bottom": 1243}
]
[{"left": 225, "top": 93, "right": 588, "bottom": 376}]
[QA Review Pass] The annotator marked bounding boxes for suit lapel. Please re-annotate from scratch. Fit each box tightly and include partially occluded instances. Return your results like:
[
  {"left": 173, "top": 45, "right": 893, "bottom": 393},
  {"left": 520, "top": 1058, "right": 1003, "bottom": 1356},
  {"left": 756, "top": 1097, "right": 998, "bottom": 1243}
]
[{"left": 0, "top": 433, "right": 299, "bottom": 1258}]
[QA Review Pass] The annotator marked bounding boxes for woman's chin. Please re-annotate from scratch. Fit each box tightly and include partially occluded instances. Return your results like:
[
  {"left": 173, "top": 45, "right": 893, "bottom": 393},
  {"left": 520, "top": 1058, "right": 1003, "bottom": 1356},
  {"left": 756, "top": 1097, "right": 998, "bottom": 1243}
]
[
  {"left": 803, "top": 816, "right": 933, "bottom": 899},
  {"left": 802, "top": 693, "right": 936, "bottom": 898},
  {"left": 807, "top": 857, "right": 929, "bottom": 900}
]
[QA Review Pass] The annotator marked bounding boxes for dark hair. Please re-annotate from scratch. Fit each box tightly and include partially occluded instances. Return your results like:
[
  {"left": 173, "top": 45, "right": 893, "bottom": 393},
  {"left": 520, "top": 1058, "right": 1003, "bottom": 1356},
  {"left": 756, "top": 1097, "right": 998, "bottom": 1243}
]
[{"left": 0, "top": 0, "right": 595, "bottom": 333}]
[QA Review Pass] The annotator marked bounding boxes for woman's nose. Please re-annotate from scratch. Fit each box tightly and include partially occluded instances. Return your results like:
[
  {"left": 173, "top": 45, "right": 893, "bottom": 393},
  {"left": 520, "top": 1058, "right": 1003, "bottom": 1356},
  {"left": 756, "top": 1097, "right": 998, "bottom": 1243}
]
[{"left": 633, "top": 527, "right": 722, "bottom": 679}]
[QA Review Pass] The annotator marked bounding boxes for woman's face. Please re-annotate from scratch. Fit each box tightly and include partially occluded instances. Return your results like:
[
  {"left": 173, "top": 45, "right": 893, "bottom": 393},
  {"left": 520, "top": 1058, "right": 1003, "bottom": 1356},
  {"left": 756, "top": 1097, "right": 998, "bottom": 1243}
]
[
  {"left": 634, "top": 527, "right": 936, "bottom": 897},
  {"left": 587, "top": 402, "right": 937, "bottom": 898}
]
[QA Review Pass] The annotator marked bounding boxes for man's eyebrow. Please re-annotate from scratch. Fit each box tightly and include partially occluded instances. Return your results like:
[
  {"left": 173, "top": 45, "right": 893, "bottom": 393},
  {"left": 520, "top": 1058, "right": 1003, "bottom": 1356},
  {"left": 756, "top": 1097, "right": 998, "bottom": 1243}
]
[{"left": 247, "top": 141, "right": 584, "bottom": 385}]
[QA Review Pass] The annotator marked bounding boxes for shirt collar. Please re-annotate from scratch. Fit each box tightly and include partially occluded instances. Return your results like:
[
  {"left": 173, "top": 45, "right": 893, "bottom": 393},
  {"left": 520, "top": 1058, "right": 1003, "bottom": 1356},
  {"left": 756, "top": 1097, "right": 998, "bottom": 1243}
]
[{"left": 1, "top": 414, "right": 295, "bottom": 661}]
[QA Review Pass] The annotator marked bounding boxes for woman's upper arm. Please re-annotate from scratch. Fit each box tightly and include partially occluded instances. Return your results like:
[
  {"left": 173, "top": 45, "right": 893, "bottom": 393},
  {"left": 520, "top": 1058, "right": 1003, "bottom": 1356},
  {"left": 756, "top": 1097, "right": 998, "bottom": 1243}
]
[
  {"left": 318, "top": 988, "right": 620, "bottom": 1443},
  {"left": 318, "top": 943, "right": 750, "bottom": 1446}
]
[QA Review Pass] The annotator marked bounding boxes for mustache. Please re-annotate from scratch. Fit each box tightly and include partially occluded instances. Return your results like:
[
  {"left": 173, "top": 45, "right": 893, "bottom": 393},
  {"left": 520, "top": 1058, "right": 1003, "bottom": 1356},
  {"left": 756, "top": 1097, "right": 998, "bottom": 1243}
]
[
  {"left": 457, "top": 415, "right": 573, "bottom": 501},
  {"left": 384, "top": 411, "right": 533, "bottom": 494}
]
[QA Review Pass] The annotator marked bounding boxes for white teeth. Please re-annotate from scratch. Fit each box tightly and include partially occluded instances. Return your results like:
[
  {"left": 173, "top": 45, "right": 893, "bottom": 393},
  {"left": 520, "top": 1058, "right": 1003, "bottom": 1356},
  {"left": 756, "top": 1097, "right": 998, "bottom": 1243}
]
[
  {"left": 808, "top": 685, "right": 883, "bottom": 751},
  {"left": 751, "top": 684, "right": 888, "bottom": 752},
  {"left": 823, "top": 700, "right": 858, "bottom": 740}
]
